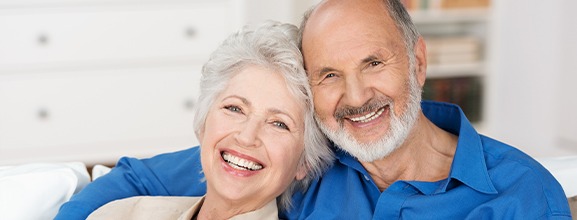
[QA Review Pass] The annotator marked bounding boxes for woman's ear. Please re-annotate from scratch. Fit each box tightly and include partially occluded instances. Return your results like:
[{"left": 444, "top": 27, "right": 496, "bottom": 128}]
[{"left": 295, "top": 165, "right": 307, "bottom": 181}]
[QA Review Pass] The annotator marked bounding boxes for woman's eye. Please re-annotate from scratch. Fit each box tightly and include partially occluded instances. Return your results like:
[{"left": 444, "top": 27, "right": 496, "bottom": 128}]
[
  {"left": 224, "top": 105, "right": 242, "bottom": 113},
  {"left": 272, "top": 121, "right": 290, "bottom": 131}
]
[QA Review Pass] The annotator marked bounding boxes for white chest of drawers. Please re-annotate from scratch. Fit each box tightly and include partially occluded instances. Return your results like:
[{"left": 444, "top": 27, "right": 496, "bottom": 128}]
[{"left": 0, "top": 0, "right": 257, "bottom": 165}]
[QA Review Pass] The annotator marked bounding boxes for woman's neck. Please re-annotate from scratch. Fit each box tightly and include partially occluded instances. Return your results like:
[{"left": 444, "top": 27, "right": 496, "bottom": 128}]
[{"left": 196, "top": 193, "right": 262, "bottom": 220}]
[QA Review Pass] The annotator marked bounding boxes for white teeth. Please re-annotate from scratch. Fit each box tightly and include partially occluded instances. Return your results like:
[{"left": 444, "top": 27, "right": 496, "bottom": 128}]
[
  {"left": 222, "top": 152, "right": 263, "bottom": 171},
  {"left": 349, "top": 108, "right": 385, "bottom": 123}
]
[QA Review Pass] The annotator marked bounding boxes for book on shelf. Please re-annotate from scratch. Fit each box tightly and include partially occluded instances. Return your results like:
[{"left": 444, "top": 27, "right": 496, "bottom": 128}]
[
  {"left": 426, "top": 36, "right": 481, "bottom": 65},
  {"left": 441, "top": 0, "right": 489, "bottom": 9},
  {"left": 401, "top": 0, "right": 489, "bottom": 11},
  {"left": 423, "top": 76, "right": 482, "bottom": 122}
]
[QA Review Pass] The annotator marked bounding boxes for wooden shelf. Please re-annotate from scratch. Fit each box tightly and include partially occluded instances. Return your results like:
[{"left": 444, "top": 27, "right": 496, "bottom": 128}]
[
  {"left": 426, "top": 62, "right": 485, "bottom": 78},
  {"left": 409, "top": 8, "right": 489, "bottom": 24}
]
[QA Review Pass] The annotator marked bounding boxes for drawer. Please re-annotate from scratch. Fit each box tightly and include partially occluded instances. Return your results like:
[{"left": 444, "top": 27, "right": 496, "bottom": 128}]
[
  {"left": 0, "top": 2, "right": 235, "bottom": 68},
  {"left": 0, "top": 0, "right": 221, "bottom": 7},
  {"left": 0, "top": 65, "right": 201, "bottom": 154}
]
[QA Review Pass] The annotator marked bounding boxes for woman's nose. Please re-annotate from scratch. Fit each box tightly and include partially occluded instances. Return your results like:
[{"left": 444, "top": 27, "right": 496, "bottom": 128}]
[{"left": 234, "top": 119, "right": 262, "bottom": 148}]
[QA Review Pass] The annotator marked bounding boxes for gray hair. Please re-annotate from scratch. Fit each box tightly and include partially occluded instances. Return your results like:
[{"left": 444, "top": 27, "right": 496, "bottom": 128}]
[
  {"left": 298, "top": 0, "right": 420, "bottom": 62},
  {"left": 193, "top": 21, "right": 334, "bottom": 211}
]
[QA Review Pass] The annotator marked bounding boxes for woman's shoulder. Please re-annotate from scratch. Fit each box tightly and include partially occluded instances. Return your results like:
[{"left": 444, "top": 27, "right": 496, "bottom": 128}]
[{"left": 87, "top": 196, "right": 202, "bottom": 219}]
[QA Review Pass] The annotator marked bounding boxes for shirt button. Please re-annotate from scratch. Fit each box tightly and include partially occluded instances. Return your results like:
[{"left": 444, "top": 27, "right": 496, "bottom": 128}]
[{"left": 364, "top": 175, "right": 370, "bottom": 181}]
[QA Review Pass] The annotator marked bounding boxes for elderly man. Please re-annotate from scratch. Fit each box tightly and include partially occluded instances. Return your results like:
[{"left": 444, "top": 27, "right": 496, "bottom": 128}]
[
  {"left": 288, "top": 0, "right": 571, "bottom": 219},
  {"left": 56, "top": 0, "right": 571, "bottom": 219}
]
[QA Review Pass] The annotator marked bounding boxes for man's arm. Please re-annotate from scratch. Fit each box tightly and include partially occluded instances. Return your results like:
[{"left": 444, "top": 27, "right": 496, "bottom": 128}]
[{"left": 54, "top": 146, "right": 206, "bottom": 220}]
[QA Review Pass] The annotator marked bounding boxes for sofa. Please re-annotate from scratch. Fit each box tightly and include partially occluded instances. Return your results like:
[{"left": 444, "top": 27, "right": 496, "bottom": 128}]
[{"left": 1, "top": 157, "right": 576, "bottom": 219}]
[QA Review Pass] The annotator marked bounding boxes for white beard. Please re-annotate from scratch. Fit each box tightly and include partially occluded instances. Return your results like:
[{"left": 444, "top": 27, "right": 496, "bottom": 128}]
[{"left": 316, "top": 65, "right": 422, "bottom": 162}]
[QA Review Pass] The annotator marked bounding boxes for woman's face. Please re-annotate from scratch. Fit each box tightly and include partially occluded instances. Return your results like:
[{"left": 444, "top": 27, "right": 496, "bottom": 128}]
[{"left": 199, "top": 65, "right": 306, "bottom": 210}]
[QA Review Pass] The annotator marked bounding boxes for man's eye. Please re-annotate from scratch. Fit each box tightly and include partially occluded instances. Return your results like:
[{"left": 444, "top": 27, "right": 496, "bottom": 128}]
[
  {"left": 369, "top": 61, "right": 382, "bottom": 67},
  {"left": 272, "top": 121, "right": 290, "bottom": 131},
  {"left": 325, "top": 73, "right": 336, "bottom": 78},
  {"left": 224, "top": 105, "right": 242, "bottom": 113},
  {"left": 316, "top": 73, "right": 337, "bottom": 86}
]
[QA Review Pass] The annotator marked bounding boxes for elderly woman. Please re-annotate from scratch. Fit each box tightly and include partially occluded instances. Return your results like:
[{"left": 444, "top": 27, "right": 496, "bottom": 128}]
[{"left": 86, "top": 21, "right": 334, "bottom": 219}]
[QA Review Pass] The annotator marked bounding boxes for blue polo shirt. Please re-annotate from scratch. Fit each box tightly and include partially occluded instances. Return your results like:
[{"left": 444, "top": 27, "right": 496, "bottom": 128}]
[
  {"left": 284, "top": 101, "right": 571, "bottom": 219},
  {"left": 55, "top": 101, "right": 571, "bottom": 219}
]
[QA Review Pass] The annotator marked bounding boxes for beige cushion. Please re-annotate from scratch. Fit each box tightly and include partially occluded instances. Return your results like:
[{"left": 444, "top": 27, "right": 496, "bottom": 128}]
[{"left": 568, "top": 196, "right": 577, "bottom": 218}]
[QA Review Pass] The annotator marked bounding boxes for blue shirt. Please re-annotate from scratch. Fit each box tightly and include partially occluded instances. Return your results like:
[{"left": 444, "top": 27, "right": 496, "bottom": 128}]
[
  {"left": 284, "top": 101, "right": 571, "bottom": 219},
  {"left": 55, "top": 101, "right": 571, "bottom": 219}
]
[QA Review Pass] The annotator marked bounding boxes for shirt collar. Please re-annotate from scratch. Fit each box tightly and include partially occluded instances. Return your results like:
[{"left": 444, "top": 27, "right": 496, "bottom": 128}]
[
  {"left": 334, "top": 146, "right": 371, "bottom": 176},
  {"left": 334, "top": 101, "right": 497, "bottom": 195},
  {"left": 421, "top": 101, "right": 497, "bottom": 194}
]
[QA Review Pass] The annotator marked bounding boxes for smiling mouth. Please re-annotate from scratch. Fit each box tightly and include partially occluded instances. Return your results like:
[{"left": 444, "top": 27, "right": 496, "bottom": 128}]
[
  {"left": 347, "top": 107, "right": 386, "bottom": 123},
  {"left": 221, "top": 152, "right": 263, "bottom": 171}
]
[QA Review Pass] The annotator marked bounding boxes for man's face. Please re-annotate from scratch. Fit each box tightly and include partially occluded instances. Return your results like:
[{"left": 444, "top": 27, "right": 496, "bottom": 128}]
[{"left": 302, "top": 0, "right": 425, "bottom": 161}]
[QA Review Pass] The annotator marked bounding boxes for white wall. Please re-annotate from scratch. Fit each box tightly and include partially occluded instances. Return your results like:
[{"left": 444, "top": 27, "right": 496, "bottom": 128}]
[
  {"left": 488, "top": 0, "right": 577, "bottom": 157},
  {"left": 231, "top": 0, "right": 577, "bottom": 158},
  {"left": 557, "top": 0, "right": 577, "bottom": 153},
  {"left": 238, "top": 0, "right": 319, "bottom": 26},
  {"left": 243, "top": 0, "right": 577, "bottom": 158}
]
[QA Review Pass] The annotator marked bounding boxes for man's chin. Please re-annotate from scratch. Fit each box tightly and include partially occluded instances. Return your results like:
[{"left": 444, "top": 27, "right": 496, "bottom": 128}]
[
  {"left": 336, "top": 139, "right": 400, "bottom": 162},
  {"left": 317, "top": 117, "right": 404, "bottom": 161},
  {"left": 321, "top": 120, "right": 409, "bottom": 162}
]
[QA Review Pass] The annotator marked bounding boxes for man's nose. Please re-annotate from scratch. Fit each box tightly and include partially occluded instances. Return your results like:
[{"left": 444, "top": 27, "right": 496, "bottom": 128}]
[
  {"left": 343, "top": 74, "right": 373, "bottom": 107},
  {"left": 234, "top": 119, "right": 262, "bottom": 148}
]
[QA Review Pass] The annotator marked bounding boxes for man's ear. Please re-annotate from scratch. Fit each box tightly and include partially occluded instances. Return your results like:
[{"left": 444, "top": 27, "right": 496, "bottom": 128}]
[{"left": 414, "top": 36, "right": 427, "bottom": 87}]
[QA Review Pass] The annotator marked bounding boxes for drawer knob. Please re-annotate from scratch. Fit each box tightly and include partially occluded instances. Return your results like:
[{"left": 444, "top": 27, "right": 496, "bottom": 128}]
[
  {"left": 185, "top": 27, "right": 197, "bottom": 39},
  {"left": 37, "top": 108, "right": 49, "bottom": 120},
  {"left": 37, "top": 34, "right": 49, "bottom": 46},
  {"left": 184, "top": 99, "right": 195, "bottom": 110}
]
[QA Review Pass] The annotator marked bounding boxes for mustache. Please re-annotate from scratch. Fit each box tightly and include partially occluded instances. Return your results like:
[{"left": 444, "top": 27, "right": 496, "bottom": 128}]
[{"left": 334, "top": 97, "right": 392, "bottom": 123}]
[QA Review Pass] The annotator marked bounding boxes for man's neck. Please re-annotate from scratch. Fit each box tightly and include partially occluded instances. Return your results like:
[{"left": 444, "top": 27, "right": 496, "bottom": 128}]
[{"left": 360, "top": 112, "right": 458, "bottom": 191}]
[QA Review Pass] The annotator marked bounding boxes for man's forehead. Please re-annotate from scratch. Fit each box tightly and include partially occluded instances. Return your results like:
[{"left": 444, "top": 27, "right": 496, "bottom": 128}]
[
  {"left": 302, "top": 0, "right": 395, "bottom": 44},
  {"left": 313, "top": 0, "right": 386, "bottom": 14},
  {"left": 301, "top": 0, "right": 402, "bottom": 69},
  {"left": 308, "top": 0, "right": 389, "bottom": 22}
]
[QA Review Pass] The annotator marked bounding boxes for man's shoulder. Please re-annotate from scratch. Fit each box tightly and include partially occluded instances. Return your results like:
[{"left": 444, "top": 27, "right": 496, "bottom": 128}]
[
  {"left": 114, "top": 146, "right": 204, "bottom": 187},
  {"left": 479, "top": 135, "right": 554, "bottom": 181},
  {"left": 147, "top": 146, "right": 201, "bottom": 160},
  {"left": 120, "top": 146, "right": 201, "bottom": 167},
  {"left": 479, "top": 135, "right": 545, "bottom": 172},
  {"left": 479, "top": 135, "right": 571, "bottom": 216}
]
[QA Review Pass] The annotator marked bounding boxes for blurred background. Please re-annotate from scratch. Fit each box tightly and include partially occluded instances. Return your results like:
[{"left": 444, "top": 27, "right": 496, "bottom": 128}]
[{"left": 0, "top": 0, "right": 576, "bottom": 166}]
